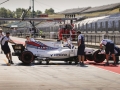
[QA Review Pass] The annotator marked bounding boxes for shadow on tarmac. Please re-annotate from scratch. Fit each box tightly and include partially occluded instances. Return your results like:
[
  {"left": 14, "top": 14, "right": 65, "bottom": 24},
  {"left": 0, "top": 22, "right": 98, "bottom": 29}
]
[
  {"left": 15, "top": 62, "right": 78, "bottom": 66},
  {"left": 85, "top": 61, "right": 119, "bottom": 67},
  {"left": 1, "top": 61, "right": 119, "bottom": 67},
  {"left": 1, "top": 61, "right": 89, "bottom": 67}
]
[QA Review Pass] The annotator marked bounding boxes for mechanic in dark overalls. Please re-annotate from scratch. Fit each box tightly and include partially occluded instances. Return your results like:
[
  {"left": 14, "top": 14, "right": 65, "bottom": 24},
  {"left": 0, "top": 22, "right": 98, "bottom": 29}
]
[
  {"left": 1, "top": 32, "right": 16, "bottom": 64},
  {"left": 100, "top": 39, "right": 118, "bottom": 66},
  {"left": 77, "top": 31, "right": 85, "bottom": 65}
]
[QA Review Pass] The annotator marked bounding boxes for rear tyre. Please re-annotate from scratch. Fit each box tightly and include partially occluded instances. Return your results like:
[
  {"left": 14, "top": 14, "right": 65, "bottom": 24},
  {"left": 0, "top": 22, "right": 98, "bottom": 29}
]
[{"left": 21, "top": 51, "right": 34, "bottom": 64}]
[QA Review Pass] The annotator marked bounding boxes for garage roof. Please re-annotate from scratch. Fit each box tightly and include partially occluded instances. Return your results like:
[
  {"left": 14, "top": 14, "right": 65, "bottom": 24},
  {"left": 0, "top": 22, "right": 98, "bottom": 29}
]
[
  {"left": 82, "top": 2, "right": 120, "bottom": 13},
  {"left": 58, "top": 7, "right": 91, "bottom": 14}
]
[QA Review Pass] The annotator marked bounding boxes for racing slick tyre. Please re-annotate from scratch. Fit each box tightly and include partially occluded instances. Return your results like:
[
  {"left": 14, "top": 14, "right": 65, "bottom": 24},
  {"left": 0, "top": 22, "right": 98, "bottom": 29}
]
[
  {"left": 21, "top": 51, "right": 34, "bottom": 64},
  {"left": 93, "top": 50, "right": 105, "bottom": 63}
]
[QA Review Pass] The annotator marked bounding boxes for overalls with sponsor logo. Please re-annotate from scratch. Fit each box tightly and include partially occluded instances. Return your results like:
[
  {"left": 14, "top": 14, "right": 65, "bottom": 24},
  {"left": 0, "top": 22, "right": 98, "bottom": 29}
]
[
  {"left": 1, "top": 36, "right": 10, "bottom": 54},
  {"left": 78, "top": 35, "right": 85, "bottom": 55}
]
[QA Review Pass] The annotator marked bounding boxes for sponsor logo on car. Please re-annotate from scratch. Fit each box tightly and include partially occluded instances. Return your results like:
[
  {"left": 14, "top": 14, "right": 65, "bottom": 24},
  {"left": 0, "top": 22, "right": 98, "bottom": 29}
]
[{"left": 51, "top": 54, "right": 67, "bottom": 57}]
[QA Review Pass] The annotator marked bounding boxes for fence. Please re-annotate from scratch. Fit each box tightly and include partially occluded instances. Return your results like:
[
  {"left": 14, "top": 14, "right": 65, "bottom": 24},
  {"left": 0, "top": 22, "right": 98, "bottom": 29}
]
[
  {"left": 74, "top": 20, "right": 120, "bottom": 33},
  {"left": 2, "top": 18, "right": 120, "bottom": 46},
  {"left": 84, "top": 34, "right": 120, "bottom": 45}
]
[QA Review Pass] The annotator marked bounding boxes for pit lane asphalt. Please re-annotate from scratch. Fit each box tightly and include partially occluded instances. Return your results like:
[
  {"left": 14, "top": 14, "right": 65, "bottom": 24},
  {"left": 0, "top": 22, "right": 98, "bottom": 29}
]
[{"left": 0, "top": 36, "right": 120, "bottom": 90}]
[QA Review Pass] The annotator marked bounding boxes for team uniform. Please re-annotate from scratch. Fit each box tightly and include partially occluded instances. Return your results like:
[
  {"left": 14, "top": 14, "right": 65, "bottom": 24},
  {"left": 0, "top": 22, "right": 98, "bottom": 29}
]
[
  {"left": 101, "top": 39, "right": 120, "bottom": 65},
  {"left": 100, "top": 39, "right": 115, "bottom": 54},
  {"left": 1, "top": 36, "right": 11, "bottom": 54},
  {"left": 77, "top": 34, "right": 85, "bottom": 55}
]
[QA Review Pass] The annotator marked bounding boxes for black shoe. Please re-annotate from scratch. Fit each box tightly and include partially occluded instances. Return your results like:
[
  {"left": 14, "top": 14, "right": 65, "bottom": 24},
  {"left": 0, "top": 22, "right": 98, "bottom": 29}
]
[
  {"left": 105, "top": 62, "right": 109, "bottom": 66},
  {"left": 77, "top": 62, "right": 81, "bottom": 66},
  {"left": 113, "top": 62, "right": 116, "bottom": 66},
  {"left": 81, "top": 62, "right": 84, "bottom": 66},
  {"left": 11, "top": 61, "right": 14, "bottom": 64},
  {"left": 8, "top": 60, "right": 11, "bottom": 63}
]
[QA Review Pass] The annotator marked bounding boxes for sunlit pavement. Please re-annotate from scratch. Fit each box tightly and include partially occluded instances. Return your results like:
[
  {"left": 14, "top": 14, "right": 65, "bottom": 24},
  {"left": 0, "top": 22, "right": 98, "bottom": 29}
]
[{"left": 0, "top": 36, "right": 120, "bottom": 90}]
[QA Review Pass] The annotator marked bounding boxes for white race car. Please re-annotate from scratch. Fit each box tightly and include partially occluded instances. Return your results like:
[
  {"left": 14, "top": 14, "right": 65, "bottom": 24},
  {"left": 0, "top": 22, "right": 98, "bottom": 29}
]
[{"left": 12, "top": 40, "right": 115, "bottom": 64}]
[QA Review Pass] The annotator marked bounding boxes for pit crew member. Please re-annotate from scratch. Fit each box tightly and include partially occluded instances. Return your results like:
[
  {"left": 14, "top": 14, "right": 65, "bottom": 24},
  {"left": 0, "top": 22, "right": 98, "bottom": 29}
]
[
  {"left": 100, "top": 39, "right": 117, "bottom": 65},
  {"left": 1, "top": 32, "right": 17, "bottom": 64},
  {"left": 77, "top": 31, "right": 85, "bottom": 65}
]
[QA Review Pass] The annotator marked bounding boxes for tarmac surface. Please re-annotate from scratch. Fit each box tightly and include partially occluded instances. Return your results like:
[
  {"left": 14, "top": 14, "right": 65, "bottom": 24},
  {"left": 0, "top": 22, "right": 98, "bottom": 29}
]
[{"left": 0, "top": 36, "right": 120, "bottom": 90}]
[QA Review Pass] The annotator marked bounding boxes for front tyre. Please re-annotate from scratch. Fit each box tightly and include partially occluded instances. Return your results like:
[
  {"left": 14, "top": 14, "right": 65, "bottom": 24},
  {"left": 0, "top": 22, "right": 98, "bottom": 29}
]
[{"left": 93, "top": 50, "right": 105, "bottom": 63}]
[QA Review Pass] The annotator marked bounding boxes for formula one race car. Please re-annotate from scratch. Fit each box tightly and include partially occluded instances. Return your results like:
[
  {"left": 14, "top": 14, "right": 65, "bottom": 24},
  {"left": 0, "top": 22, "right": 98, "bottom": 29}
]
[
  {"left": 12, "top": 40, "right": 119, "bottom": 64},
  {"left": 12, "top": 40, "right": 91, "bottom": 64}
]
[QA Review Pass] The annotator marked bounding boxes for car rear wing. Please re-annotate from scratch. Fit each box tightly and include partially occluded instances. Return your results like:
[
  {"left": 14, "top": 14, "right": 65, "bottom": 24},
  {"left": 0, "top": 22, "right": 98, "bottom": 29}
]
[{"left": 12, "top": 44, "right": 25, "bottom": 54}]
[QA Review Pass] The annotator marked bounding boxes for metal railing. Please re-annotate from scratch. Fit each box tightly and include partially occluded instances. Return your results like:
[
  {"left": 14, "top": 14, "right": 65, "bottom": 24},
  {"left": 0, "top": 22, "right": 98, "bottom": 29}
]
[{"left": 84, "top": 34, "right": 120, "bottom": 45}]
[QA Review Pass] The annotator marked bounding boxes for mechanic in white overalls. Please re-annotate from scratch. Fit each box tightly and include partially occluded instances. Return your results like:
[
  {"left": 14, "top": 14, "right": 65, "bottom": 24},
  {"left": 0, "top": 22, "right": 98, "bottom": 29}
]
[
  {"left": 77, "top": 31, "right": 85, "bottom": 65},
  {"left": 100, "top": 39, "right": 117, "bottom": 66}
]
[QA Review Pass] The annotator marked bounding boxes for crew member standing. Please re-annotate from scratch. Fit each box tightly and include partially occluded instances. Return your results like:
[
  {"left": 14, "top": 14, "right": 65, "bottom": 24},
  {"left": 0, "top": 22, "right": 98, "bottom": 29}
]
[
  {"left": 77, "top": 31, "right": 85, "bottom": 65},
  {"left": 100, "top": 39, "right": 116, "bottom": 65},
  {"left": 1, "top": 32, "right": 16, "bottom": 64}
]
